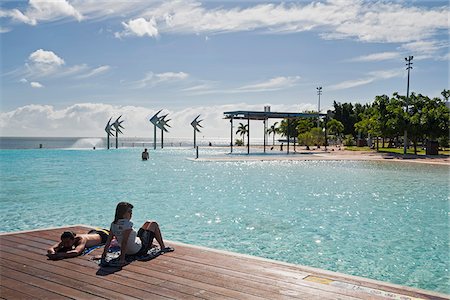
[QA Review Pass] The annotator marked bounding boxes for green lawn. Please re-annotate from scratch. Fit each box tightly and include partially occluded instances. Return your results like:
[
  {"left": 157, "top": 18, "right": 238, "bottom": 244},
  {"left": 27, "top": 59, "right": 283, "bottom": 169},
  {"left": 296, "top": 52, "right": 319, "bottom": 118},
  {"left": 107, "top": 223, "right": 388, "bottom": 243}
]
[{"left": 345, "top": 146, "right": 450, "bottom": 156}]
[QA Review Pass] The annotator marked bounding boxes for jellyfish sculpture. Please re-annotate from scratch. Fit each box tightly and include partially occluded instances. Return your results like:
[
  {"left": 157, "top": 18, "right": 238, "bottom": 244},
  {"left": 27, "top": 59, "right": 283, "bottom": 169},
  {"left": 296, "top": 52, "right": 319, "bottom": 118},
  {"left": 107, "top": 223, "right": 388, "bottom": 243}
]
[
  {"left": 112, "top": 115, "right": 124, "bottom": 149},
  {"left": 105, "top": 117, "right": 115, "bottom": 150},
  {"left": 190, "top": 115, "right": 203, "bottom": 148},
  {"left": 157, "top": 114, "right": 171, "bottom": 149},
  {"left": 149, "top": 110, "right": 162, "bottom": 150}
]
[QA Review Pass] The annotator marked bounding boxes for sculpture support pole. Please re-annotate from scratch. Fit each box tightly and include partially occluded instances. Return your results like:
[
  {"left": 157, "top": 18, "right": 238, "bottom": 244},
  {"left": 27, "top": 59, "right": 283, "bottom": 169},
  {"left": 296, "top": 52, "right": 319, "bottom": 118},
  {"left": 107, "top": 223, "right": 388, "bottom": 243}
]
[
  {"left": 107, "top": 134, "right": 110, "bottom": 150},
  {"left": 194, "top": 129, "right": 196, "bottom": 148},
  {"left": 161, "top": 129, "right": 164, "bottom": 149},
  {"left": 153, "top": 125, "right": 156, "bottom": 150},
  {"left": 116, "top": 131, "right": 118, "bottom": 149},
  {"left": 230, "top": 117, "right": 233, "bottom": 153}
]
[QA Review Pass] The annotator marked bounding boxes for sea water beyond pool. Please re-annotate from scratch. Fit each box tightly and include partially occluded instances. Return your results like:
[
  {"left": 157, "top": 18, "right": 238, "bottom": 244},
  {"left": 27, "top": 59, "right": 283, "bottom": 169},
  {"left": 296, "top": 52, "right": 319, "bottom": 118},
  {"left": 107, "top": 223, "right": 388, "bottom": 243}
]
[{"left": 0, "top": 147, "right": 448, "bottom": 293}]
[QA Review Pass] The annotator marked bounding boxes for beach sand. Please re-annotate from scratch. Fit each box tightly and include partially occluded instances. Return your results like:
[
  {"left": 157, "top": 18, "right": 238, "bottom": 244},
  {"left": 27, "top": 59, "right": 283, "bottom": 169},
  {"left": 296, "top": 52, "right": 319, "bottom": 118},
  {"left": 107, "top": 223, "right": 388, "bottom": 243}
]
[{"left": 197, "top": 145, "right": 450, "bottom": 166}]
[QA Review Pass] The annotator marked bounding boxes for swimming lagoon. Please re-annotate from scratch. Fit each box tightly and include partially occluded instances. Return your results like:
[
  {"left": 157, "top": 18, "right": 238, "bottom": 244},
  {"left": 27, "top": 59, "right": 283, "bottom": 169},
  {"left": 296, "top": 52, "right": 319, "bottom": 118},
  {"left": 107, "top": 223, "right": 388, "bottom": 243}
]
[{"left": 0, "top": 147, "right": 448, "bottom": 293}]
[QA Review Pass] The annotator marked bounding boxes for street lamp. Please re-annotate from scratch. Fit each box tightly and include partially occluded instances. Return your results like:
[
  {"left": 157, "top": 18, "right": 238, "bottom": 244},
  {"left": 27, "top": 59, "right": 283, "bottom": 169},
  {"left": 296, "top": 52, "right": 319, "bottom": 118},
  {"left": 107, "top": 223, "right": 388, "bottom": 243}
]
[
  {"left": 403, "top": 56, "right": 413, "bottom": 155},
  {"left": 316, "top": 86, "right": 322, "bottom": 128}
]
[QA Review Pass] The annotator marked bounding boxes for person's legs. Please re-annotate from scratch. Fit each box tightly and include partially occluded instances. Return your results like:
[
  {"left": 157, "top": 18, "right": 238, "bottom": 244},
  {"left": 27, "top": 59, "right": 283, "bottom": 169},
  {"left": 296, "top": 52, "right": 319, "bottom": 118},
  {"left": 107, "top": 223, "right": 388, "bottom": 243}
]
[{"left": 141, "top": 221, "right": 166, "bottom": 249}]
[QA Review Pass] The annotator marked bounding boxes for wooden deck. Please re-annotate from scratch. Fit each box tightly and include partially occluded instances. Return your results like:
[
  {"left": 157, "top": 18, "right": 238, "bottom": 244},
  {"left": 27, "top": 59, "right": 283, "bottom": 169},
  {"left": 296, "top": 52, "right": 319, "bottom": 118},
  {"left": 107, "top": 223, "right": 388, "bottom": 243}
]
[{"left": 1, "top": 225, "right": 448, "bottom": 300}]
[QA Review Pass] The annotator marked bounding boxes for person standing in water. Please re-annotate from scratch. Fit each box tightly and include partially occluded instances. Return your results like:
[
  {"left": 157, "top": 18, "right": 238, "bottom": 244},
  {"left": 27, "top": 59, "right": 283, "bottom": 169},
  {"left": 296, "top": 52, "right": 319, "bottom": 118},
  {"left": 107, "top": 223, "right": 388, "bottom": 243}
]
[{"left": 141, "top": 148, "right": 149, "bottom": 160}]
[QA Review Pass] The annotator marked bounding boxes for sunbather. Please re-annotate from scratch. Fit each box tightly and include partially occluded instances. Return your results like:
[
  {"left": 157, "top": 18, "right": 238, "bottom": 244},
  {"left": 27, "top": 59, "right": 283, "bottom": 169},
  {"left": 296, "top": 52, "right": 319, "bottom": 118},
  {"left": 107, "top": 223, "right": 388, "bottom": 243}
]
[
  {"left": 47, "top": 229, "right": 109, "bottom": 260},
  {"left": 101, "top": 202, "right": 173, "bottom": 266}
]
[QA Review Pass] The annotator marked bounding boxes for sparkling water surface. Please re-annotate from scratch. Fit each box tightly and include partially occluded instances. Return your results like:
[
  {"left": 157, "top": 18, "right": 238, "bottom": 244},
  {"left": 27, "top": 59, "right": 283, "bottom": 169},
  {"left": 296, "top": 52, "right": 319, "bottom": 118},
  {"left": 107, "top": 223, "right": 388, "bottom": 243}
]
[{"left": 1, "top": 148, "right": 449, "bottom": 293}]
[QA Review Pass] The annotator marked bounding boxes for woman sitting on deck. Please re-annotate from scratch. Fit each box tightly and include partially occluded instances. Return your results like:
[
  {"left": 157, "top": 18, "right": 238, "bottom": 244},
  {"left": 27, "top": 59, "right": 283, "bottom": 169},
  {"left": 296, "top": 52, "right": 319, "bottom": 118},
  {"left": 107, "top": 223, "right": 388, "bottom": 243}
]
[{"left": 101, "top": 202, "right": 173, "bottom": 266}]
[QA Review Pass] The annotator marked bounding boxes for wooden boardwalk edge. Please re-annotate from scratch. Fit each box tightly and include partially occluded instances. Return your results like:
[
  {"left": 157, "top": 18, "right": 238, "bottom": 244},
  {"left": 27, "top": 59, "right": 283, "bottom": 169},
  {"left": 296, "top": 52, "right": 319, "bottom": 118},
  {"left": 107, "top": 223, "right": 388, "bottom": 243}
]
[{"left": 1, "top": 225, "right": 448, "bottom": 300}]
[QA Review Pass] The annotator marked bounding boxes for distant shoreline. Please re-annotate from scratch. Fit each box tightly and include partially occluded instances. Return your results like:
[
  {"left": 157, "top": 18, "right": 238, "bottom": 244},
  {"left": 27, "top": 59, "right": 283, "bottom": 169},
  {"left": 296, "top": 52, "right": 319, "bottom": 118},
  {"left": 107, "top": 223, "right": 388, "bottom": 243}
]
[{"left": 197, "top": 145, "right": 450, "bottom": 166}]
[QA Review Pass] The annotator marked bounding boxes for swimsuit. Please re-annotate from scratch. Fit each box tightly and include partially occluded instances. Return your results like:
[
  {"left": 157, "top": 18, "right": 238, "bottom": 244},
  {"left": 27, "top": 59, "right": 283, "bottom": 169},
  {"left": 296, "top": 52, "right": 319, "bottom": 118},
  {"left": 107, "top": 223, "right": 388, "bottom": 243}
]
[
  {"left": 88, "top": 228, "right": 110, "bottom": 244},
  {"left": 136, "top": 228, "right": 155, "bottom": 255}
]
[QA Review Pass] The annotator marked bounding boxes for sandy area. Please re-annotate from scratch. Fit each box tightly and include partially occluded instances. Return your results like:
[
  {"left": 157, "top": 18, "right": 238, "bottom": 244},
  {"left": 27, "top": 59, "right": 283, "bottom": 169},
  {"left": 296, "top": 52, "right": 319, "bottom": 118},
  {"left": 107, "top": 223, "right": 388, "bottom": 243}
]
[{"left": 195, "top": 145, "right": 450, "bottom": 166}]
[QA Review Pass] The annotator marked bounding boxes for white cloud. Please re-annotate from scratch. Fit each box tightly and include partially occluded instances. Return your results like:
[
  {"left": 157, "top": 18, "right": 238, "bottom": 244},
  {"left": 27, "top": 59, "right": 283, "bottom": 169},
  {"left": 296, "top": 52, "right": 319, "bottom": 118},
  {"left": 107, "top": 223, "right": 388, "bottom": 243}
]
[
  {"left": 329, "top": 68, "right": 403, "bottom": 90},
  {"left": 10, "top": 50, "right": 108, "bottom": 82},
  {"left": 2, "top": 1, "right": 448, "bottom": 49},
  {"left": 437, "top": 52, "right": 450, "bottom": 61},
  {"left": 400, "top": 40, "right": 448, "bottom": 57},
  {"left": 111, "top": 0, "right": 448, "bottom": 46},
  {"left": 29, "top": 49, "right": 65, "bottom": 66},
  {"left": 0, "top": 102, "right": 317, "bottom": 139},
  {"left": 19, "top": 78, "right": 28, "bottom": 83},
  {"left": 329, "top": 78, "right": 374, "bottom": 90},
  {"left": 133, "top": 71, "right": 189, "bottom": 88},
  {"left": 2, "top": 0, "right": 82, "bottom": 25},
  {"left": 183, "top": 76, "right": 301, "bottom": 95},
  {"left": 350, "top": 52, "right": 400, "bottom": 62},
  {"left": 0, "top": 26, "right": 11, "bottom": 33},
  {"left": 156, "top": 72, "right": 188, "bottom": 81},
  {"left": 115, "top": 17, "right": 158, "bottom": 38},
  {"left": 76, "top": 65, "right": 111, "bottom": 79},
  {"left": 30, "top": 81, "right": 44, "bottom": 88},
  {"left": 238, "top": 76, "right": 301, "bottom": 92},
  {"left": 25, "top": 49, "right": 65, "bottom": 77}
]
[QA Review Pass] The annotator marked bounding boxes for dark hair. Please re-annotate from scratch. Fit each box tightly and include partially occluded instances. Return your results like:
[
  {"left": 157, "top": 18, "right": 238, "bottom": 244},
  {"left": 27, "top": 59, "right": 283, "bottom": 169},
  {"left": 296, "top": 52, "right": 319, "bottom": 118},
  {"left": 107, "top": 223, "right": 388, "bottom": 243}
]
[
  {"left": 61, "top": 231, "right": 76, "bottom": 240},
  {"left": 114, "top": 202, "right": 134, "bottom": 223}
]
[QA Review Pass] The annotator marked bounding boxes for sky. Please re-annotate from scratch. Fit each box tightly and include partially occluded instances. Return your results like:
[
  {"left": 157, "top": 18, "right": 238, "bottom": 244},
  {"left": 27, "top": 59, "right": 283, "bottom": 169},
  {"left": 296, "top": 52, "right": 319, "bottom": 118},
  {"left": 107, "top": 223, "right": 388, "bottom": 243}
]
[{"left": 0, "top": 0, "right": 448, "bottom": 139}]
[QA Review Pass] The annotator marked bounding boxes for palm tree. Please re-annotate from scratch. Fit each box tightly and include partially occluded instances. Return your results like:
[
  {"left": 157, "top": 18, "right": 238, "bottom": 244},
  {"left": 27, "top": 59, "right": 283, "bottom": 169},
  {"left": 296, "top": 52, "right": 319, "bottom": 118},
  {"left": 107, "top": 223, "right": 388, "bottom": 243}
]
[
  {"left": 327, "top": 119, "right": 344, "bottom": 144},
  {"left": 236, "top": 123, "right": 248, "bottom": 146},
  {"left": 267, "top": 122, "right": 278, "bottom": 145}
]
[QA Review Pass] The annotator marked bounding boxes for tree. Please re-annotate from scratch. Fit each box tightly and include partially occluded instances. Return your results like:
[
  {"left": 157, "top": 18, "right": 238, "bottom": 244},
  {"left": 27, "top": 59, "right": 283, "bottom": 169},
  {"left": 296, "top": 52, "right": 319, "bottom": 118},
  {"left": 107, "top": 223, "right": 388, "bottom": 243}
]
[
  {"left": 296, "top": 118, "right": 314, "bottom": 134},
  {"left": 267, "top": 122, "right": 279, "bottom": 145},
  {"left": 327, "top": 119, "right": 344, "bottom": 144},
  {"left": 310, "top": 127, "right": 325, "bottom": 147},
  {"left": 235, "top": 123, "right": 248, "bottom": 146},
  {"left": 279, "top": 119, "right": 299, "bottom": 139},
  {"left": 441, "top": 89, "right": 450, "bottom": 102},
  {"left": 332, "top": 101, "right": 359, "bottom": 137},
  {"left": 298, "top": 131, "right": 314, "bottom": 150},
  {"left": 372, "top": 95, "right": 390, "bottom": 147}
]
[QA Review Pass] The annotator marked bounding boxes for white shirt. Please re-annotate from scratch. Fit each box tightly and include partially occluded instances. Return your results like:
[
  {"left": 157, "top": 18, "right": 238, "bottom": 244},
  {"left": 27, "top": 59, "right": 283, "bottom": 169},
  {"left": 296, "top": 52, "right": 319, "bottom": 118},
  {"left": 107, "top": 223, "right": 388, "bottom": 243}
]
[{"left": 110, "top": 219, "right": 142, "bottom": 255}]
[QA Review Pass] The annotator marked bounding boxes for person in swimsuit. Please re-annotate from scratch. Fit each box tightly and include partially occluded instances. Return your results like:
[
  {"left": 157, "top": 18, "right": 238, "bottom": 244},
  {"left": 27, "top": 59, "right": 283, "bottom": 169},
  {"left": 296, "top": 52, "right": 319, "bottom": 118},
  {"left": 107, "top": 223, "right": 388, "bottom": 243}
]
[
  {"left": 101, "top": 202, "right": 173, "bottom": 266},
  {"left": 141, "top": 148, "right": 149, "bottom": 160},
  {"left": 47, "top": 229, "right": 109, "bottom": 260}
]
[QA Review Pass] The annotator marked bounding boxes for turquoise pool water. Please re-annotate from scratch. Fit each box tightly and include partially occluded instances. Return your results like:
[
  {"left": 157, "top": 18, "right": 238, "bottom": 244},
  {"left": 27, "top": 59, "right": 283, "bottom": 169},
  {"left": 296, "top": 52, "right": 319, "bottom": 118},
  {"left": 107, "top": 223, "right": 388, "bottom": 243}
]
[{"left": 1, "top": 148, "right": 449, "bottom": 293}]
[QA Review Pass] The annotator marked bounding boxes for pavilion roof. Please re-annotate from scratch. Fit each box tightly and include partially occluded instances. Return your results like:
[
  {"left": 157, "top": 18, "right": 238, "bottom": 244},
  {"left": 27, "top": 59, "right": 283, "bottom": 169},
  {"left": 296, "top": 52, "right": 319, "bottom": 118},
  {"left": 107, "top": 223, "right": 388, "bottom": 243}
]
[{"left": 223, "top": 110, "right": 326, "bottom": 120}]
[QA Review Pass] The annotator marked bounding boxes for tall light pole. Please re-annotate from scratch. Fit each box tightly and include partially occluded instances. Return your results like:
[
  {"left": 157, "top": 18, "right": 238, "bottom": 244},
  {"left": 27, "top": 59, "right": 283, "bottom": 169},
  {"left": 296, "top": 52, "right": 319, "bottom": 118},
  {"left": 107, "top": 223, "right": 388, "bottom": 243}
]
[
  {"left": 316, "top": 86, "right": 322, "bottom": 128},
  {"left": 403, "top": 56, "right": 413, "bottom": 155}
]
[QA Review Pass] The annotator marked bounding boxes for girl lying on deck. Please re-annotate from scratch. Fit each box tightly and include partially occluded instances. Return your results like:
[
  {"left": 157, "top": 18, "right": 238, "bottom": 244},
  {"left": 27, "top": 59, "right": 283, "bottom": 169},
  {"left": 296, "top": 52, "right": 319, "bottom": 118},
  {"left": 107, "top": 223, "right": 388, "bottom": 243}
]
[
  {"left": 101, "top": 202, "right": 173, "bottom": 266},
  {"left": 47, "top": 229, "right": 109, "bottom": 260}
]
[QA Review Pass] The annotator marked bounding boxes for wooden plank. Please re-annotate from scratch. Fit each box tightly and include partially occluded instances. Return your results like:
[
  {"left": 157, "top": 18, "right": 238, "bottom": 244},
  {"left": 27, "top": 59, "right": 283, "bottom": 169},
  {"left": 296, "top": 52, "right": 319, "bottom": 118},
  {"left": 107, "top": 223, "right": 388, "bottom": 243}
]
[
  {"left": 0, "top": 238, "right": 234, "bottom": 300},
  {"left": 0, "top": 248, "right": 173, "bottom": 300},
  {"left": 0, "top": 276, "right": 68, "bottom": 300},
  {"left": 1, "top": 235, "right": 269, "bottom": 300},
  {"left": 0, "top": 266, "right": 105, "bottom": 300},
  {"left": 1, "top": 259, "right": 137, "bottom": 300},
  {"left": 0, "top": 241, "right": 204, "bottom": 300},
  {"left": 0, "top": 233, "right": 423, "bottom": 300},
  {"left": 1, "top": 227, "right": 448, "bottom": 300},
  {"left": 0, "top": 285, "right": 40, "bottom": 300}
]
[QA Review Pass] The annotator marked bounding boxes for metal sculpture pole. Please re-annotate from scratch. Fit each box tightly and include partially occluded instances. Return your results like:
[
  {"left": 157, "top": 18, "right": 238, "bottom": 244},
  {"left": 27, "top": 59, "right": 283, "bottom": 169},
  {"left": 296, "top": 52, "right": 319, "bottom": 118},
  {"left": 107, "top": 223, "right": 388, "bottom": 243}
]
[
  {"left": 156, "top": 114, "right": 170, "bottom": 149},
  {"left": 112, "top": 115, "right": 124, "bottom": 149},
  {"left": 190, "top": 115, "right": 203, "bottom": 148},
  {"left": 149, "top": 110, "right": 162, "bottom": 150},
  {"left": 105, "top": 117, "right": 115, "bottom": 149}
]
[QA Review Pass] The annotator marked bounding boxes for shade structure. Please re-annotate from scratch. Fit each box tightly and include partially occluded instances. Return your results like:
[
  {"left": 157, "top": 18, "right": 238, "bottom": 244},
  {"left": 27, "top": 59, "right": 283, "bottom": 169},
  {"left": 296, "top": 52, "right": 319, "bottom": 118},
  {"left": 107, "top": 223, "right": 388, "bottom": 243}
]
[{"left": 224, "top": 110, "right": 327, "bottom": 154}]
